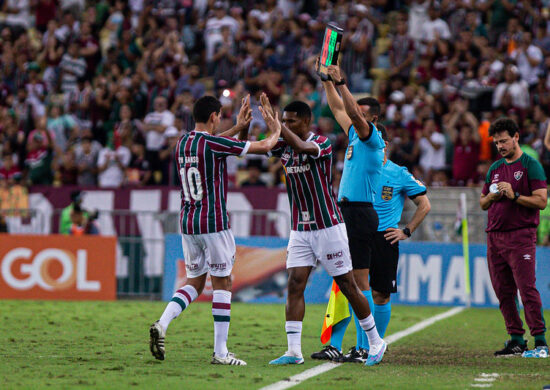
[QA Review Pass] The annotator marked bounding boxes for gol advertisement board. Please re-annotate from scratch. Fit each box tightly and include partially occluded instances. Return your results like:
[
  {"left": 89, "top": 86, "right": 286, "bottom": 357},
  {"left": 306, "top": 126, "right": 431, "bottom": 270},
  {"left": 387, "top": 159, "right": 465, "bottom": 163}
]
[{"left": 0, "top": 234, "right": 116, "bottom": 300}]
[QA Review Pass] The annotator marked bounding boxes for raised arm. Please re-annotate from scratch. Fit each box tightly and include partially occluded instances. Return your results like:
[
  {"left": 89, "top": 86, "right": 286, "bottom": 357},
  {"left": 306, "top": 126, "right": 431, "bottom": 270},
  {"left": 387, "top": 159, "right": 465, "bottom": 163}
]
[
  {"left": 544, "top": 121, "right": 550, "bottom": 151},
  {"left": 317, "top": 59, "right": 352, "bottom": 134},
  {"left": 219, "top": 94, "right": 252, "bottom": 139},
  {"left": 327, "top": 65, "right": 373, "bottom": 139}
]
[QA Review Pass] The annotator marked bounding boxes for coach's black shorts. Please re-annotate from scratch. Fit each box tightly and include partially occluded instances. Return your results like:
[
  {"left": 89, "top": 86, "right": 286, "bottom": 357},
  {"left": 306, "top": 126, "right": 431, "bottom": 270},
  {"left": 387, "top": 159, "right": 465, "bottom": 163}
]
[
  {"left": 370, "top": 231, "right": 399, "bottom": 294},
  {"left": 338, "top": 201, "right": 378, "bottom": 270}
]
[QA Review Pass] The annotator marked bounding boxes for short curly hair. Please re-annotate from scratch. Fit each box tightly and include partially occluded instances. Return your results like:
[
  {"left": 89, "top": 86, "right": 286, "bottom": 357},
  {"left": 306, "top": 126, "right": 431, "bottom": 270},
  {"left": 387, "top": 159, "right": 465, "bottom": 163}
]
[{"left": 489, "top": 117, "right": 519, "bottom": 137}]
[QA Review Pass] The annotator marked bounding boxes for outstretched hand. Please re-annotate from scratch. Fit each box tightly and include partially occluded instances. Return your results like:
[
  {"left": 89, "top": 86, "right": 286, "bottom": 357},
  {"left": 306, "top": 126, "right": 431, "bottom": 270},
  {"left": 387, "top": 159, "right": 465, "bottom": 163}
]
[
  {"left": 236, "top": 94, "right": 252, "bottom": 129},
  {"left": 259, "top": 92, "right": 274, "bottom": 117},
  {"left": 259, "top": 94, "right": 281, "bottom": 136}
]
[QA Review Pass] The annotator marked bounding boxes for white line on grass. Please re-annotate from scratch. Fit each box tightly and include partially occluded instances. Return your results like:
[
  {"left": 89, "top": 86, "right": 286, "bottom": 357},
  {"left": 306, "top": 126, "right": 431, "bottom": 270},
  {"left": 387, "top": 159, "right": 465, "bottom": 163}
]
[{"left": 260, "top": 306, "right": 465, "bottom": 390}]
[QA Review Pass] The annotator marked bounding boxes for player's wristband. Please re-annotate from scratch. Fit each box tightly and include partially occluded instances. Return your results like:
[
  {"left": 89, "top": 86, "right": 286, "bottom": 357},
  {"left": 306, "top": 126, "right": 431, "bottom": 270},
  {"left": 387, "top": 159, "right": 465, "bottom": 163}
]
[
  {"left": 513, "top": 192, "right": 520, "bottom": 202},
  {"left": 403, "top": 227, "right": 411, "bottom": 237},
  {"left": 334, "top": 78, "right": 346, "bottom": 86}
]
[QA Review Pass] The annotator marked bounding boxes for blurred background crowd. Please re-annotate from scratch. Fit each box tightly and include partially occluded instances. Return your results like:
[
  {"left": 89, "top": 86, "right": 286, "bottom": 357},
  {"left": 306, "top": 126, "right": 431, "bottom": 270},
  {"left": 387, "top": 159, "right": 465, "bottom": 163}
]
[{"left": 1, "top": 0, "right": 550, "bottom": 202}]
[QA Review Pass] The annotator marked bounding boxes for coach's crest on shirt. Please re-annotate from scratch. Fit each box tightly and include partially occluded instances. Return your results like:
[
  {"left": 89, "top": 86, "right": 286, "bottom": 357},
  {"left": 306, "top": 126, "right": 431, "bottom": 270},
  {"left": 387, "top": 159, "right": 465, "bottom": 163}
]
[
  {"left": 514, "top": 171, "right": 523, "bottom": 181},
  {"left": 382, "top": 186, "right": 394, "bottom": 201},
  {"left": 346, "top": 145, "right": 353, "bottom": 160}
]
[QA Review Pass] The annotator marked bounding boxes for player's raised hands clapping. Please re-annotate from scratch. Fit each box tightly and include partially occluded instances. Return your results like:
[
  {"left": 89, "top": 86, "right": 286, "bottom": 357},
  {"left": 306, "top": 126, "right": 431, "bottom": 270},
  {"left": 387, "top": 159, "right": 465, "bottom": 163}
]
[{"left": 259, "top": 92, "right": 275, "bottom": 117}]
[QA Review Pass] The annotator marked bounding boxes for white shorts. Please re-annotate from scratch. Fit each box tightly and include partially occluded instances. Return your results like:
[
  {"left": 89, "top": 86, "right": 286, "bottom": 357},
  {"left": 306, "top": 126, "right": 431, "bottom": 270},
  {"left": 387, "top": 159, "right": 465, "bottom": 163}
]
[
  {"left": 181, "top": 229, "right": 236, "bottom": 278},
  {"left": 287, "top": 223, "right": 353, "bottom": 277}
]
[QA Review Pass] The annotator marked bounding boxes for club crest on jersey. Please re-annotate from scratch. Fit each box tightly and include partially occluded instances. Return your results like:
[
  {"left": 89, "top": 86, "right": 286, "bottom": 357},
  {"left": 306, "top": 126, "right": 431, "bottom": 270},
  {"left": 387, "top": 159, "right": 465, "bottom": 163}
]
[
  {"left": 382, "top": 186, "right": 394, "bottom": 201},
  {"left": 514, "top": 171, "right": 523, "bottom": 181},
  {"left": 346, "top": 145, "right": 353, "bottom": 160}
]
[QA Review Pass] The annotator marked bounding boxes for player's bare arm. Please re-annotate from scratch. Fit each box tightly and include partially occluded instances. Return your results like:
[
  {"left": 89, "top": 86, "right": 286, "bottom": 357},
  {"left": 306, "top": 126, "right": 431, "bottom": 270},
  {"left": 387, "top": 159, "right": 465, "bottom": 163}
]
[
  {"left": 247, "top": 101, "right": 281, "bottom": 154},
  {"left": 259, "top": 93, "right": 318, "bottom": 156},
  {"left": 219, "top": 94, "right": 252, "bottom": 139},
  {"left": 384, "top": 194, "right": 431, "bottom": 244},
  {"left": 496, "top": 182, "right": 547, "bottom": 210},
  {"left": 316, "top": 58, "right": 351, "bottom": 134},
  {"left": 327, "top": 65, "right": 372, "bottom": 139}
]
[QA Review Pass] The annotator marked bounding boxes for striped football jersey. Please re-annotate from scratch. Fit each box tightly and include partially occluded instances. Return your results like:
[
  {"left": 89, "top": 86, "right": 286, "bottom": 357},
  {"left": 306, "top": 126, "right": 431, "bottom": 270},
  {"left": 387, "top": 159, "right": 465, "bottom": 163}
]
[
  {"left": 176, "top": 131, "right": 250, "bottom": 235},
  {"left": 269, "top": 133, "right": 343, "bottom": 231}
]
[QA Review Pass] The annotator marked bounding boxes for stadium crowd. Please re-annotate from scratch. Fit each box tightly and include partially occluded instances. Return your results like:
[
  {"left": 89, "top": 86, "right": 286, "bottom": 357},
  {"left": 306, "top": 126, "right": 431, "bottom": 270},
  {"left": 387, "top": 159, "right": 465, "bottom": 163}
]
[{"left": 1, "top": 0, "right": 550, "bottom": 194}]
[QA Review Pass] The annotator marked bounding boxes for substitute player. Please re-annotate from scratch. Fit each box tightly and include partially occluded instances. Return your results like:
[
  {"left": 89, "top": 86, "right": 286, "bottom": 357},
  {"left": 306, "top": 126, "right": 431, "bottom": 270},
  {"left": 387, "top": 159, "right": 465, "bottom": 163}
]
[
  {"left": 149, "top": 95, "right": 282, "bottom": 365},
  {"left": 480, "top": 117, "right": 548, "bottom": 358},
  {"left": 256, "top": 95, "right": 386, "bottom": 366},
  {"left": 312, "top": 126, "right": 431, "bottom": 361},
  {"left": 310, "top": 63, "right": 385, "bottom": 363}
]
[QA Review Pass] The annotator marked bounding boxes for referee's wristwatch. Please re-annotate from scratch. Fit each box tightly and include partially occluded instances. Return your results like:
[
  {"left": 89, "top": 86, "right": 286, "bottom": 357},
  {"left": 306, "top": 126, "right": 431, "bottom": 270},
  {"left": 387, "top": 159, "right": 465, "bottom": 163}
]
[
  {"left": 513, "top": 192, "right": 520, "bottom": 202},
  {"left": 403, "top": 227, "right": 411, "bottom": 238}
]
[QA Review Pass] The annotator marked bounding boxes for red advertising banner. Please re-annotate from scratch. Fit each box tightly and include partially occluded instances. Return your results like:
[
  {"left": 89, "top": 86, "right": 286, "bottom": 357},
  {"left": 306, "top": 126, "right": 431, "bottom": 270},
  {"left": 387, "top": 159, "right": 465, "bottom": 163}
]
[{"left": 0, "top": 234, "right": 116, "bottom": 300}]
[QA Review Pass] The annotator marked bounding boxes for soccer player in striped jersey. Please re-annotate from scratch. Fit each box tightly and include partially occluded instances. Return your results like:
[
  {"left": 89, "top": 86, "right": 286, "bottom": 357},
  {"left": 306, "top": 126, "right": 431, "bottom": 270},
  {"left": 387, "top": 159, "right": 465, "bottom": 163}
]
[
  {"left": 150, "top": 95, "right": 282, "bottom": 366},
  {"left": 256, "top": 94, "right": 386, "bottom": 366}
]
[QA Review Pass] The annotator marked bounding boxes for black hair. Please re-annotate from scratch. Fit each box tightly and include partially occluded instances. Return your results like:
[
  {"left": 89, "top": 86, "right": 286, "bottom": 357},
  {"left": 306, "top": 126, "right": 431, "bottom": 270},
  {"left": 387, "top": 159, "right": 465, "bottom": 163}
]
[
  {"left": 489, "top": 117, "right": 519, "bottom": 137},
  {"left": 356, "top": 97, "right": 381, "bottom": 117},
  {"left": 193, "top": 95, "right": 222, "bottom": 123},
  {"left": 283, "top": 101, "right": 312, "bottom": 121},
  {"left": 377, "top": 123, "right": 388, "bottom": 142}
]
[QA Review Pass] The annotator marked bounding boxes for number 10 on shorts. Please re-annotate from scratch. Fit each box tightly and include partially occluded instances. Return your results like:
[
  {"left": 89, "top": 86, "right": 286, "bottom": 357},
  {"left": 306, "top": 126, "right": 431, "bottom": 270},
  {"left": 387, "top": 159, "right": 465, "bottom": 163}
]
[{"left": 180, "top": 167, "right": 203, "bottom": 201}]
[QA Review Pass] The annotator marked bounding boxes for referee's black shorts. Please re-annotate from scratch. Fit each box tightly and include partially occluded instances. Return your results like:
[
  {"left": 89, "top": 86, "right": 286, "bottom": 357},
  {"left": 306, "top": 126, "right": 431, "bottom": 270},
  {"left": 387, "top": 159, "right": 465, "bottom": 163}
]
[
  {"left": 370, "top": 231, "right": 399, "bottom": 294},
  {"left": 338, "top": 201, "right": 378, "bottom": 270}
]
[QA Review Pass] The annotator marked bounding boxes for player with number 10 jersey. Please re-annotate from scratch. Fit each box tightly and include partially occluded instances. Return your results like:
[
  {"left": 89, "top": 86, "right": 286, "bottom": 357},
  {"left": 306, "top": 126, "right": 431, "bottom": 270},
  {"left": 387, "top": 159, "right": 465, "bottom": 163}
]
[{"left": 176, "top": 131, "right": 249, "bottom": 234}]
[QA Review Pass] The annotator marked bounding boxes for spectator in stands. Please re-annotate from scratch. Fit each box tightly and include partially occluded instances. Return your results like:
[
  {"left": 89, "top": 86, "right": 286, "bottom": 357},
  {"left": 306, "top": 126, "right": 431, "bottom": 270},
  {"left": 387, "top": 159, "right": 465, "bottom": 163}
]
[
  {"left": 159, "top": 126, "right": 180, "bottom": 186},
  {"left": 24, "top": 131, "right": 53, "bottom": 185},
  {"left": 512, "top": 31, "right": 544, "bottom": 88},
  {"left": 59, "top": 40, "right": 87, "bottom": 95},
  {"left": 492, "top": 65, "right": 529, "bottom": 110},
  {"left": 418, "top": 119, "right": 446, "bottom": 185},
  {"left": 127, "top": 138, "right": 151, "bottom": 186},
  {"left": 96, "top": 143, "right": 131, "bottom": 188},
  {"left": 445, "top": 100, "right": 481, "bottom": 186},
  {"left": 143, "top": 96, "right": 174, "bottom": 181},
  {"left": 74, "top": 135, "right": 98, "bottom": 186},
  {"left": 241, "top": 160, "right": 267, "bottom": 187},
  {"left": 389, "top": 14, "right": 415, "bottom": 81},
  {"left": 55, "top": 148, "right": 79, "bottom": 186},
  {"left": 0, "top": 154, "right": 22, "bottom": 183}
]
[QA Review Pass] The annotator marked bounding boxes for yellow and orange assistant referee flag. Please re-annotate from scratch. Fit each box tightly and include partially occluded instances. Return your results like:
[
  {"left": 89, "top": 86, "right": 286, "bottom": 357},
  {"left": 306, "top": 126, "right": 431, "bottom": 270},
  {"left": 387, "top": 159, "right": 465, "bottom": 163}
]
[{"left": 320, "top": 280, "right": 351, "bottom": 344}]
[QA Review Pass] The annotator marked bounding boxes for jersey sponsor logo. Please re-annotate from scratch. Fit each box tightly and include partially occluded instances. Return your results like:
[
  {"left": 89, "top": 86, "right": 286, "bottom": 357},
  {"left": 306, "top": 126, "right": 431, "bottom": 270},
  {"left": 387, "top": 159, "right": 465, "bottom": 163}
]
[
  {"left": 301, "top": 211, "right": 311, "bottom": 222},
  {"left": 382, "top": 186, "right": 394, "bottom": 201},
  {"left": 523, "top": 254, "right": 531, "bottom": 261},
  {"left": 346, "top": 145, "right": 353, "bottom": 160},
  {"left": 286, "top": 164, "right": 311, "bottom": 174},
  {"left": 514, "top": 171, "right": 523, "bottom": 181},
  {"left": 326, "top": 251, "right": 343, "bottom": 260}
]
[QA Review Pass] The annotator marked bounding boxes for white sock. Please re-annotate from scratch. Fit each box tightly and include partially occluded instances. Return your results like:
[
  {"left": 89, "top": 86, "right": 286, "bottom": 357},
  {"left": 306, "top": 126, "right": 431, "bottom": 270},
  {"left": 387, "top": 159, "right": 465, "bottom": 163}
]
[
  {"left": 159, "top": 285, "right": 198, "bottom": 332},
  {"left": 212, "top": 290, "right": 232, "bottom": 358},
  {"left": 286, "top": 321, "right": 303, "bottom": 358},
  {"left": 359, "top": 314, "right": 383, "bottom": 351}
]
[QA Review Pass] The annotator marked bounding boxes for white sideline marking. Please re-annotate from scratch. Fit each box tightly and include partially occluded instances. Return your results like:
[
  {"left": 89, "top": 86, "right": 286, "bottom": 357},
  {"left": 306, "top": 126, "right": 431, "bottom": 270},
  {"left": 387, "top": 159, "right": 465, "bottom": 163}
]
[
  {"left": 471, "top": 372, "right": 499, "bottom": 388},
  {"left": 260, "top": 306, "right": 465, "bottom": 390}
]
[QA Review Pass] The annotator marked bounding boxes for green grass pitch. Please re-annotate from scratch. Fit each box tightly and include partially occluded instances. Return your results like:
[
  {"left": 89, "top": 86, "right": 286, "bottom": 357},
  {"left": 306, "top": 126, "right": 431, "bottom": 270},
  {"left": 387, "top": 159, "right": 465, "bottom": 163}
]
[{"left": 1, "top": 300, "right": 549, "bottom": 389}]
